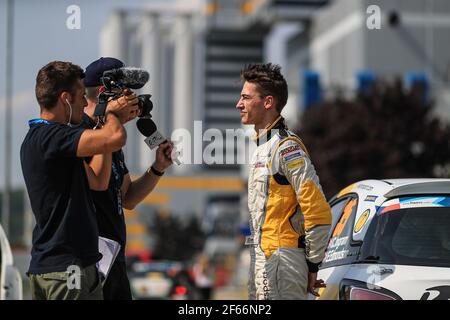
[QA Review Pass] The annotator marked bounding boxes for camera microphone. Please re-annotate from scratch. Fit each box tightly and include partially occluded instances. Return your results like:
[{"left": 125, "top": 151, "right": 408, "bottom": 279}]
[
  {"left": 136, "top": 118, "right": 181, "bottom": 165},
  {"left": 102, "top": 67, "right": 150, "bottom": 89}
]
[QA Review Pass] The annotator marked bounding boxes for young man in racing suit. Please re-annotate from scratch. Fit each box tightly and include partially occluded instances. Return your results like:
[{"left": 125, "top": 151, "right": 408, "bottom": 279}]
[{"left": 236, "top": 63, "right": 332, "bottom": 300}]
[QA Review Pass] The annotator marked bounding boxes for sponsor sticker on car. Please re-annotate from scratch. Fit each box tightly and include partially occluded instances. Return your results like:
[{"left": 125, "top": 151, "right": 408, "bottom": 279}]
[
  {"left": 324, "top": 236, "right": 349, "bottom": 263},
  {"left": 365, "top": 195, "right": 378, "bottom": 202},
  {"left": 354, "top": 209, "right": 370, "bottom": 233},
  {"left": 379, "top": 196, "right": 450, "bottom": 215}
]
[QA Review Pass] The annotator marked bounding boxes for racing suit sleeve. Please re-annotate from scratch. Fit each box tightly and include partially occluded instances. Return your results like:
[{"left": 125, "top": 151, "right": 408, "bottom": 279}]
[{"left": 275, "top": 137, "right": 332, "bottom": 273}]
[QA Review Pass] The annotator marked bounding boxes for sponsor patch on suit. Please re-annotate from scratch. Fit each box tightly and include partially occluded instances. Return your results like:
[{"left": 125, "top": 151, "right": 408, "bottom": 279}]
[
  {"left": 287, "top": 158, "right": 305, "bottom": 170},
  {"left": 283, "top": 152, "right": 302, "bottom": 162},
  {"left": 280, "top": 145, "right": 301, "bottom": 156}
]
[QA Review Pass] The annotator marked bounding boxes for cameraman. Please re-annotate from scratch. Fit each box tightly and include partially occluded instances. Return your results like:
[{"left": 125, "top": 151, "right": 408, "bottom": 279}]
[
  {"left": 21, "top": 61, "right": 137, "bottom": 300},
  {"left": 83, "top": 57, "right": 174, "bottom": 300}
]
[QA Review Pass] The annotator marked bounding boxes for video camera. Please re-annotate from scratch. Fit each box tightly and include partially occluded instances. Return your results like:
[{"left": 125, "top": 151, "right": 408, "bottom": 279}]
[
  {"left": 94, "top": 66, "right": 181, "bottom": 165},
  {"left": 94, "top": 67, "right": 153, "bottom": 118}
]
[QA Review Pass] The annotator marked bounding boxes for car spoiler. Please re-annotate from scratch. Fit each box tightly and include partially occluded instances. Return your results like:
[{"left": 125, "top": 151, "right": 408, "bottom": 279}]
[{"left": 384, "top": 181, "right": 450, "bottom": 199}]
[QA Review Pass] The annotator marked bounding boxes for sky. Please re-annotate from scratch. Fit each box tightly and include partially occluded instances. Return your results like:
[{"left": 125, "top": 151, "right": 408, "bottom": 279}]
[{"left": 0, "top": 0, "right": 171, "bottom": 188}]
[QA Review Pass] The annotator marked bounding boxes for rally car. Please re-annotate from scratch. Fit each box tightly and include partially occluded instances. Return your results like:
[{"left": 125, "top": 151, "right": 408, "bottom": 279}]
[
  {"left": 0, "top": 223, "right": 22, "bottom": 300},
  {"left": 317, "top": 179, "right": 450, "bottom": 300}
]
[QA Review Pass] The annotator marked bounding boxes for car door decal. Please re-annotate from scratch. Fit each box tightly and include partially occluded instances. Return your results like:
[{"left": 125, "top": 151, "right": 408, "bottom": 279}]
[{"left": 332, "top": 199, "right": 357, "bottom": 237}]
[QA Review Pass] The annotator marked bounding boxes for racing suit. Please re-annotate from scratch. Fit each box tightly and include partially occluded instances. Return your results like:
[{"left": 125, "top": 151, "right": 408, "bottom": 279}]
[{"left": 247, "top": 116, "right": 332, "bottom": 300}]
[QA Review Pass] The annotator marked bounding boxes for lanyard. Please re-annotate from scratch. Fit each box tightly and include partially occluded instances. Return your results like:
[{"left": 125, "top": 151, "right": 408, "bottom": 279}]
[{"left": 28, "top": 118, "right": 55, "bottom": 127}]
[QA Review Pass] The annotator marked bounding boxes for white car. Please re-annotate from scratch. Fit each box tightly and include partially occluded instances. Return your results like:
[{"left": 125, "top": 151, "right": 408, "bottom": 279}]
[
  {"left": 0, "top": 223, "right": 23, "bottom": 300},
  {"left": 129, "top": 261, "right": 195, "bottom": 300},
  {"left": 317, "top": 179, "right": 450, "bottom": 300}
]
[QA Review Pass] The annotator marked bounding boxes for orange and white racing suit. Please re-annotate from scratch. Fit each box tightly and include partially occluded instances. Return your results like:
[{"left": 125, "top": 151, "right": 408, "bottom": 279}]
[{"left": 246, "top": 116, "right": 332, "bottom": 300}]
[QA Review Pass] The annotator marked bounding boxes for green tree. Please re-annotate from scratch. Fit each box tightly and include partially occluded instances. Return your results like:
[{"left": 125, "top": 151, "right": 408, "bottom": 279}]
[
  {"left": 151, "top": 212, "right": 205, "bottom": 261},
  {"left": 296, "top": 80, "right": 450, "bottom": 199}
]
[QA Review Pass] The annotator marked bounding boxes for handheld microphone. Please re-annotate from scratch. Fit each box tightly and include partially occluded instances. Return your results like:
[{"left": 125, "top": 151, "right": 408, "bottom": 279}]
[
  {"left": 136, "top": 118, "right": 181, "bottom": 165},
  {"left": 102, "top": 67, "right": 150, "bottom": 89}
]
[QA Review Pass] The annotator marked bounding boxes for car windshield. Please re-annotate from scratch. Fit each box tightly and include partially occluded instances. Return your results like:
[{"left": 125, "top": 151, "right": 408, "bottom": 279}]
[{"left": 361, "top": 206, "right": 450, "bottom": 268}]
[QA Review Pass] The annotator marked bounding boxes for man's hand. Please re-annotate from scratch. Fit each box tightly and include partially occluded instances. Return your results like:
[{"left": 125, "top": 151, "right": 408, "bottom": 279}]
[
  {"left": 153, "top": 141, "right": 174, "bottom": 172},
  {"left": 106, "top": 89, "right": 139, "bottom": 124},
  {"left": 308, "top": 272, "right": 326, "bottom": 297},
  {"left": 121, "top": 141, "right": 174, "bottom": 210}
]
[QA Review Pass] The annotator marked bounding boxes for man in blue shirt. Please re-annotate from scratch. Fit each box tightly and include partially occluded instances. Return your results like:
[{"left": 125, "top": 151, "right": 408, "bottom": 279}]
[
  {"left": 83, "top": 57, "right": 174, "bottom": 299},
  {"left": 21, "top": 61, "right": 138, "bottom": 299}
]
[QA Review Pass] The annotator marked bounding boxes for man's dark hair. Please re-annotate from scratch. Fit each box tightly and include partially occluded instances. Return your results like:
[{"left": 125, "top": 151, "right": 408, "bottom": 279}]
[
  {"left": 85, "top": 87, "right": 99, "bottom": 101},
  {"left": 240, "top": 63, "right": 288, "bottom": 113},
  {"left": 35, "top": 61, "right": 85, "bottom": 109}
]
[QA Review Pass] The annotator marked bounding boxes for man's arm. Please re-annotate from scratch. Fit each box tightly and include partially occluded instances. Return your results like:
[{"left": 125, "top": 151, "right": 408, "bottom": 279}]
[
  {"left": 77, "top": 92, "right": 139, "bottom": 157},
  {"left": 276, "top": 137, "right": 331, "bottom": 296},
  {"left": 79, "top": 112, "right": 122, "bottom": 191},
  {"left": 77, "top": 112, "right": 126, "bottom": 157},
  {"left": 276, "top": 138, "right": 332, "bottom": 270},
  {"left": 121, "top": 142, "right": 173, "bottom": 210},
  {"left": 84, "top": 154, "right": 112, "bottom": 191},
  {"left": 81, "top": 91, "right": 139, "bottom": 190}
]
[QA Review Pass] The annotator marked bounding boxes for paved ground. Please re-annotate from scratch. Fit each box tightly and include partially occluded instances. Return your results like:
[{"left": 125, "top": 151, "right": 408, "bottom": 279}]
[{"left": 212, "top": 285, "right": 248, "bottom": 300}]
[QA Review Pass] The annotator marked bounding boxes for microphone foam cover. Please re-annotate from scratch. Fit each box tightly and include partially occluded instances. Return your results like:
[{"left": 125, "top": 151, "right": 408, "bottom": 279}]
[{"left": 137, "top": 118, "right": 157, "bottom": 137}]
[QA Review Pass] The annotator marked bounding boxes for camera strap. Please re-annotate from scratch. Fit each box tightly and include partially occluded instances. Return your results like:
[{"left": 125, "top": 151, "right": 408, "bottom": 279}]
[
  {"left": 94, "top": 91, "right": 112, "bottom": 118},
  {"left": 94, "top": 101, "right": 108, "bottom": 118}
]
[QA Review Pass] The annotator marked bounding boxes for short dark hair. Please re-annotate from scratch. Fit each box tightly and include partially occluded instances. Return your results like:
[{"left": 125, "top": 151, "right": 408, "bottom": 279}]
[
  {"left": 240, "top": 63, "right": 288, "bottom": 113},
  {"left": 35, "top": 61, "right": 85, "bottom": 109}
]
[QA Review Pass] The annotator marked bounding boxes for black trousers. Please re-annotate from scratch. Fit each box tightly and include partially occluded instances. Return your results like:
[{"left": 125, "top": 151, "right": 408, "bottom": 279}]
[{"left": 103, "top": 260, "right": 133, "bottom": 300}]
